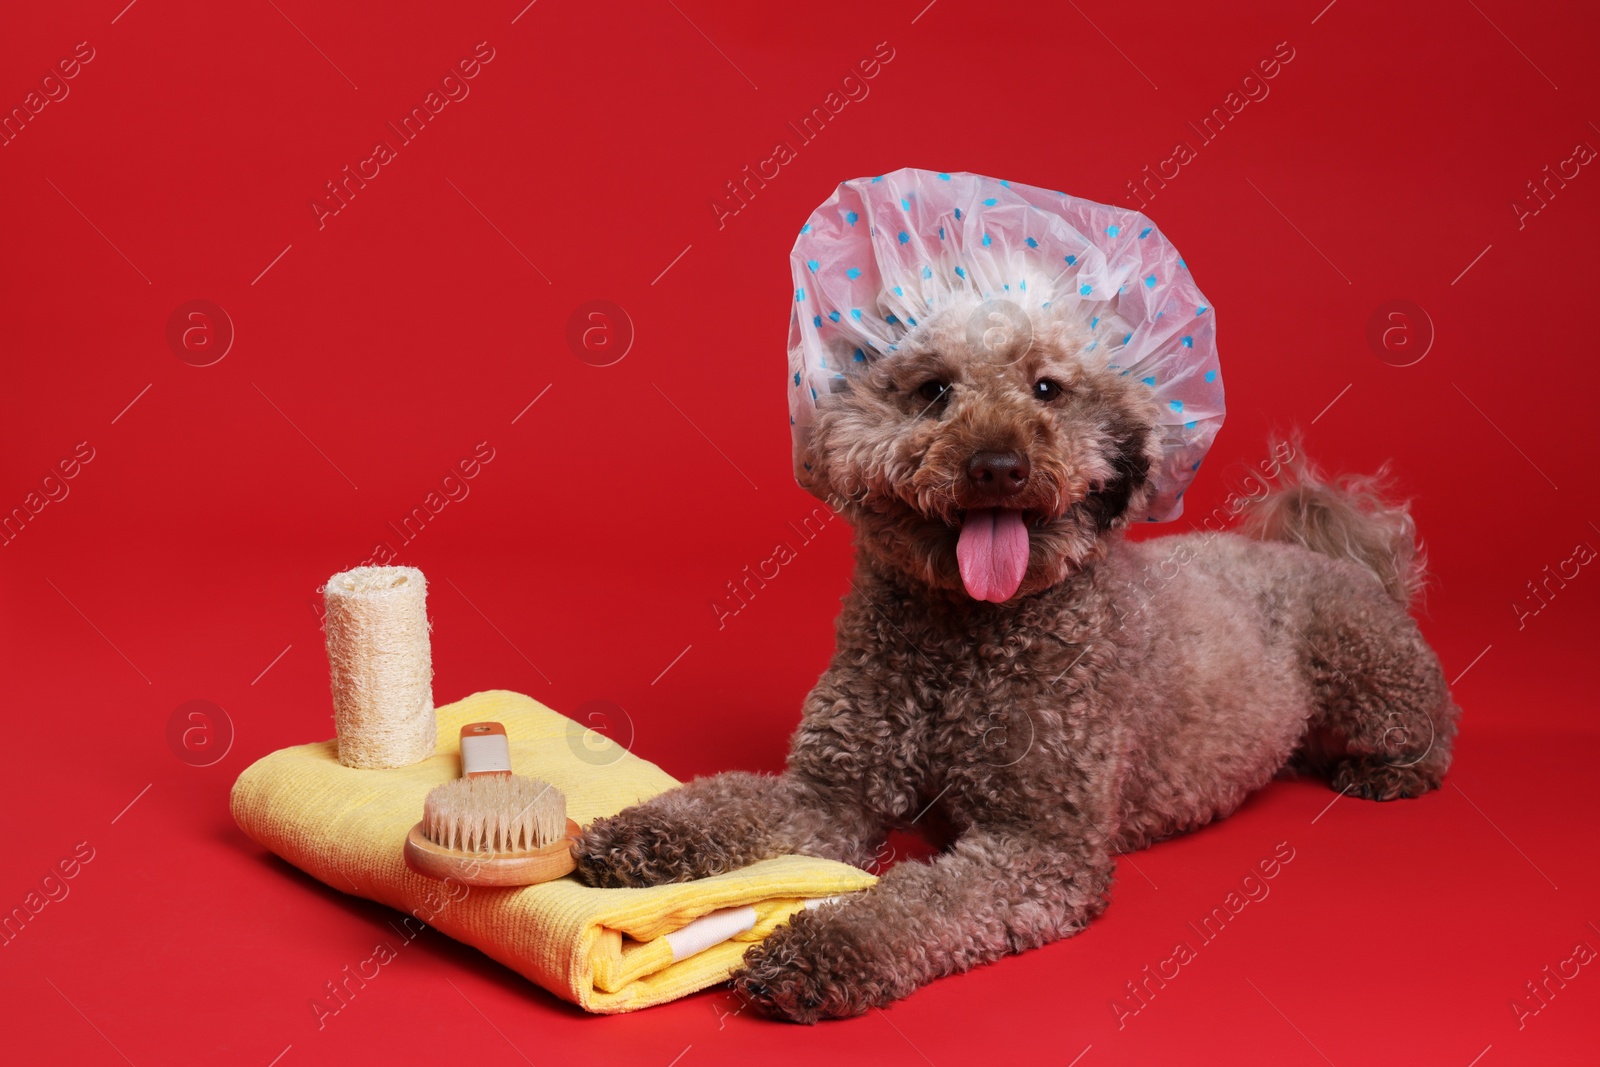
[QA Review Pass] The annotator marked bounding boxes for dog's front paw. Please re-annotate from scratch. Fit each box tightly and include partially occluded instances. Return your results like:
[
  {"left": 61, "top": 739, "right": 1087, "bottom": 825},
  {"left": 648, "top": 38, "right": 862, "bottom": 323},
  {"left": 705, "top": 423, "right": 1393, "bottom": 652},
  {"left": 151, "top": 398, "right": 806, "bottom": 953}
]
[
  {"left": 571, "top": 808, "right": 708, "bottom": 888},
  {"left": 730, "top": 907, "right": 885, "bottom": 1023}
]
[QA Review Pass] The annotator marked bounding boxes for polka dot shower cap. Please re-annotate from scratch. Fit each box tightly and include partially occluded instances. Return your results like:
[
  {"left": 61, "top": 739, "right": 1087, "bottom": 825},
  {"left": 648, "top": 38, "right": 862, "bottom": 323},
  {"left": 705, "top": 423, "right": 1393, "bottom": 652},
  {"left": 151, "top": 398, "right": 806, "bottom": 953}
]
[{"left": 786, "top": 167, "right": 1223, "bottom": 523}]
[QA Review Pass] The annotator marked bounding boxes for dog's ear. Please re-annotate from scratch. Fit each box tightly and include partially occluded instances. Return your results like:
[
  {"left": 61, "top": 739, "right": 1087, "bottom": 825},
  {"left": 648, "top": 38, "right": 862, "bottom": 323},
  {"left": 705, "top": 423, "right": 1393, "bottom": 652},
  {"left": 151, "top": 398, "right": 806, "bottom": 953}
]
[
  {"left": 1079, "top": 399, "right": 1164, "bottom": 531},
  {"left": 794, "top": 418, "right": 847, "bottom": 509}
]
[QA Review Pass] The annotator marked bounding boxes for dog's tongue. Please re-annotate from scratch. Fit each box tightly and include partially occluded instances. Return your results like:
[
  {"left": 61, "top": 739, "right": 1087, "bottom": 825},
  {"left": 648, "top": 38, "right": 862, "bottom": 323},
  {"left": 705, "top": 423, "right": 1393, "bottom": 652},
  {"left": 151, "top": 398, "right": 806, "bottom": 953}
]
[{"left": 956, "top": 509, "right": 1030, "bottom": 603}]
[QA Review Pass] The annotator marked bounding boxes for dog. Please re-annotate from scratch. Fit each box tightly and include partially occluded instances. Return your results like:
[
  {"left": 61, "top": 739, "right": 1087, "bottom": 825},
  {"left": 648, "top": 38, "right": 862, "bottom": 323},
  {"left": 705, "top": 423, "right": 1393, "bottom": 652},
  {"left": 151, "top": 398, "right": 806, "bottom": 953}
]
[{"left": 573, "top": 296, "right": 1461, "bottom": 1022}]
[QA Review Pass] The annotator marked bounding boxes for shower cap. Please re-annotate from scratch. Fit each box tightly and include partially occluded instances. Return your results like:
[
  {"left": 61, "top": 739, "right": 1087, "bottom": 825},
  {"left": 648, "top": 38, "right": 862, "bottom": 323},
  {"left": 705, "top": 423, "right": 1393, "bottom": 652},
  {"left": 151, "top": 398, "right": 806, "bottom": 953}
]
[{"left": 786, "top": 167, "right": 1223, "bottom": 523}]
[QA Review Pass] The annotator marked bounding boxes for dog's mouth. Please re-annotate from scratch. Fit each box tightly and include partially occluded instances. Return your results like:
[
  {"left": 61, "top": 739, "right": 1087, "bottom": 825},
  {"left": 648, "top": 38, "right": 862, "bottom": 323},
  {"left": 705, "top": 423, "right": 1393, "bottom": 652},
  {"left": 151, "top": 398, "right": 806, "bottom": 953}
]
[{"left": 955, "top": 508, "right": 1033, "bottom": 603}]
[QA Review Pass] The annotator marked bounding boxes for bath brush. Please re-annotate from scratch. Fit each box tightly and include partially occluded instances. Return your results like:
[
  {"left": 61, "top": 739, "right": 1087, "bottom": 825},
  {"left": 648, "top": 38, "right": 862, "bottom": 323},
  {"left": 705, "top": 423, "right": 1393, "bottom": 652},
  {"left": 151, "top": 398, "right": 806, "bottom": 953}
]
[{"left": 404, "top": 721, "right": 580, "bottom": 886}]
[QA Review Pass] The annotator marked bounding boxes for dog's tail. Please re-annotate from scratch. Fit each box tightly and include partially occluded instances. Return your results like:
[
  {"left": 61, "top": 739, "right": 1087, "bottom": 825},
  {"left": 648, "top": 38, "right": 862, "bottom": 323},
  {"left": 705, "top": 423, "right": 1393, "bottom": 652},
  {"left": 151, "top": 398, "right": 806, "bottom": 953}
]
[{"left": 1237, "top": 436, "right": 1426, "bottom": 609}]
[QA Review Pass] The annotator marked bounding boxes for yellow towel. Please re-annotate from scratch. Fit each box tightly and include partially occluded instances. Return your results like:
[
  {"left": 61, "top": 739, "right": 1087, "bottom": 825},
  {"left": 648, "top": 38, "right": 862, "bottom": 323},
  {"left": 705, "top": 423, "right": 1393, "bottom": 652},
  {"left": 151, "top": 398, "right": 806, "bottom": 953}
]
[{"left": 229, "top": 690, "right": 876, "bottom": 1013}]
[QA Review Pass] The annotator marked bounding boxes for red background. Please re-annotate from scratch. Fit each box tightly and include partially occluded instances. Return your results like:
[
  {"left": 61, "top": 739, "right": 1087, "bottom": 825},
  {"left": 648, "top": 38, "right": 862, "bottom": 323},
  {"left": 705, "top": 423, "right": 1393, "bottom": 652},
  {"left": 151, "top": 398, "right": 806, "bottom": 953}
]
[{"left": 2, "top": 1, "right": 1597, "bottom": 1063}]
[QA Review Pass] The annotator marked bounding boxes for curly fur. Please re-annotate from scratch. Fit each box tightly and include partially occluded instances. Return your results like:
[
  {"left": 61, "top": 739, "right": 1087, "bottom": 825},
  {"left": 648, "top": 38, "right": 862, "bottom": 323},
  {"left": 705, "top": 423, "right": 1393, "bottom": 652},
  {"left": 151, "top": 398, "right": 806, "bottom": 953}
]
[
  {"left": 574, "top": 300, "right": 1461, "bottom": 1022},
  {"left": 1236, "top": 435, "right": 1428, "bottom": 608}
]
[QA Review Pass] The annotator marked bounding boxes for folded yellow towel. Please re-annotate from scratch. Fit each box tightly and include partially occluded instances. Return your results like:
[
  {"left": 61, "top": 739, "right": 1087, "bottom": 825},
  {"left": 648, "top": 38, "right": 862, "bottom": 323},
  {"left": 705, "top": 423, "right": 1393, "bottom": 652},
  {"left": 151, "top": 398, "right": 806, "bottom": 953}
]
[{"left": 230, "top": 690, "right": 876, "bottom": 1012}]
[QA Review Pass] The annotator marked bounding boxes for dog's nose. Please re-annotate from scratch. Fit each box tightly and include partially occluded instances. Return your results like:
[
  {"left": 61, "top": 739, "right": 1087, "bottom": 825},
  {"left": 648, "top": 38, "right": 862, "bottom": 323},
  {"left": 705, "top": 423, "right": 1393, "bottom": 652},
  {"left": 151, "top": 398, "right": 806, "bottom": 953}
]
[{"left": 967, "top": 450, "right": 1030, "bottom": 496}]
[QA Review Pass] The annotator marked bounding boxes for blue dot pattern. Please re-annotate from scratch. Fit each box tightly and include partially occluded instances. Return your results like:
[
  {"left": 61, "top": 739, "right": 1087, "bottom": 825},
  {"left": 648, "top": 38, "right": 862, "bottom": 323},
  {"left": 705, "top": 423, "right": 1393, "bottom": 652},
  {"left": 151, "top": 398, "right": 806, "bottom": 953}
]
[{"left": 787, "top": 168, "right": 1224, "bottom": 522}]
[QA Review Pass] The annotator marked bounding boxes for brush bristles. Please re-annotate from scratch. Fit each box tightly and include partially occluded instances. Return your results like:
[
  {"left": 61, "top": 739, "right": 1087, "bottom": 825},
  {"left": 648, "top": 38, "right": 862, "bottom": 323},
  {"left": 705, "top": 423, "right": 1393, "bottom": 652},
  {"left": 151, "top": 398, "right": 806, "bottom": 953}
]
[{"left": 421, "top": 775, "right": 566, "bottom": 853}]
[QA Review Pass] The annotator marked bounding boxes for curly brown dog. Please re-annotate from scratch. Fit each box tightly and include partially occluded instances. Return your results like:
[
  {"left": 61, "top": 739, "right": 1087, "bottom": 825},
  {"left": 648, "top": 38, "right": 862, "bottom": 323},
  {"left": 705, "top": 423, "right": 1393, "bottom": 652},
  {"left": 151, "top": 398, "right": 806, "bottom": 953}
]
[{"left": 573, "top": 300, "right": 1461, "bottom": 1022}]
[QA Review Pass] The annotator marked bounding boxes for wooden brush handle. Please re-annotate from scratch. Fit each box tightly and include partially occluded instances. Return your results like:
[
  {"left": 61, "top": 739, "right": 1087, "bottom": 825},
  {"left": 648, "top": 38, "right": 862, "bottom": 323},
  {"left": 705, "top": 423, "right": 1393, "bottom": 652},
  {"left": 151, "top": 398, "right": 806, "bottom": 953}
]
[{"left": 459, "top": 721, "right": 512, "bottom": 778}]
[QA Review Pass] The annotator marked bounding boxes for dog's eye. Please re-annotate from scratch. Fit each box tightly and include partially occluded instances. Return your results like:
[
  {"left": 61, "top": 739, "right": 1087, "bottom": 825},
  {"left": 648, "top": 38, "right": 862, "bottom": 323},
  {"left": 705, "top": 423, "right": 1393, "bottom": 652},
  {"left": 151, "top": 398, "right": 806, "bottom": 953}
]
[
  {"left": 917, "top": 380, "right": 951, "bottom": 405},
  {"left": 1033, "top": 378, "right": 1066, "bottom": 402}
]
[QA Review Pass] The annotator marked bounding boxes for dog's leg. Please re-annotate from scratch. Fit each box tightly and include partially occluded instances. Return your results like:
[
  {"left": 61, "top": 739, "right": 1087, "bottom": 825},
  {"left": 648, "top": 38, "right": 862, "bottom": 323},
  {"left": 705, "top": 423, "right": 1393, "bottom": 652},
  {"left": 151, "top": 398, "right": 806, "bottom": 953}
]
[
  {"left": 731, "top": 829, "right": 1112, "bottom": 1022},
  {"left": 1301, "top": 590, "right": 1460, "bottom": 801},
  {"left": 572, "top": 771, "right": 881, "bottom": 888}
]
